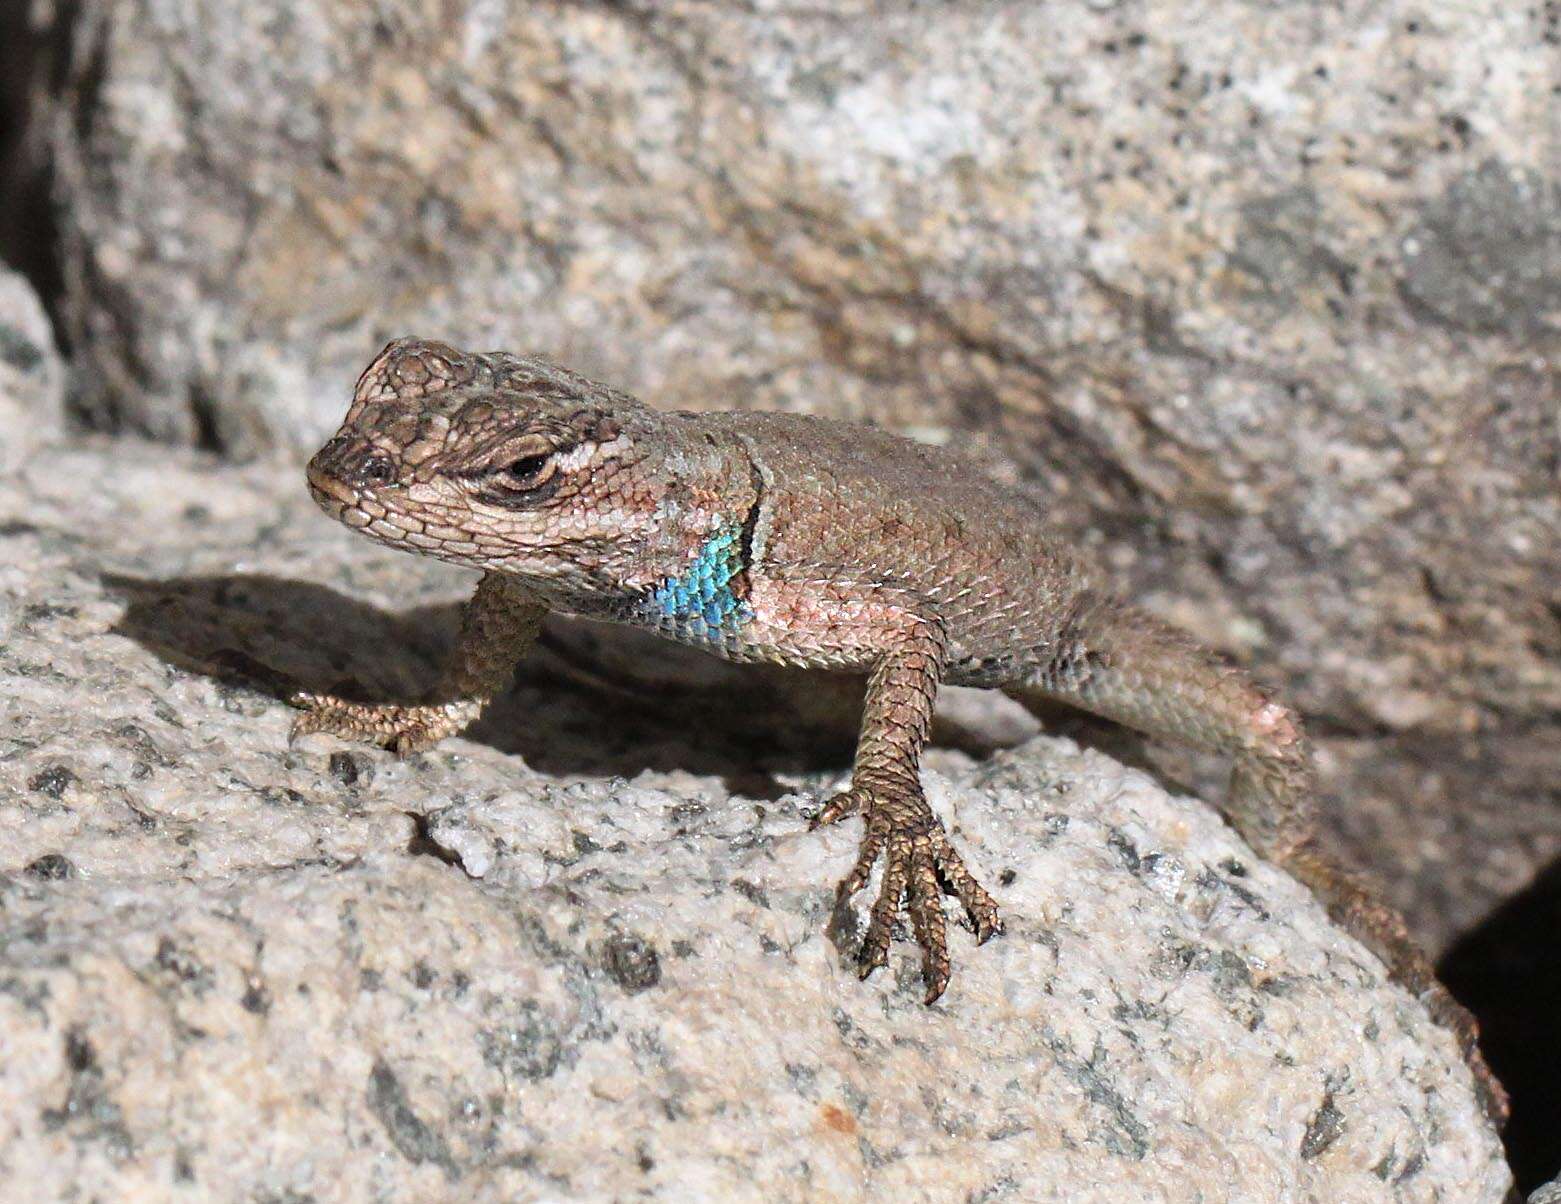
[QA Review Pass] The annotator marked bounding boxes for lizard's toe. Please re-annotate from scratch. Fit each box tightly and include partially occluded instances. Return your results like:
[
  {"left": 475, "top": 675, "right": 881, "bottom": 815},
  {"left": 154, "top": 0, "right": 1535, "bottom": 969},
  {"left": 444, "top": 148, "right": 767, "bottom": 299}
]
[
  {"left": 386, "top": 722, "right": 444, "bottom": 757},
  {"left": 929, "top": 825, "right": 1004, "bottom": 944},
  {"left": 858, "top": 832, "right": 910, "bottom": 980},
  {"left": 288, "top": 694, "right": 453, "bottom": 753},
  {"left": 288, "top": 692, "right": 367, "bottom": 744},
  {"left": 811, "top": 786, "right": 867, "bottom": 830},
  {"left": 905, "top": 844, "right": 952, "bottom": 1002},
  {"left": 836, "top": 812, "right": 889, "bottom": 901}
]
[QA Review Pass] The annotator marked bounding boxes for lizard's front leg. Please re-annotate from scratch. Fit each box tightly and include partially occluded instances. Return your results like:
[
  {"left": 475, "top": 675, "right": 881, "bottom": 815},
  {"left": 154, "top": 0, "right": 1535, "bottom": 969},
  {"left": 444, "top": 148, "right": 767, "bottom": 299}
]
[
  {"left": 291, "top": 571, "right": 545, "bottom": 754},
  {"left": 812, "top": 616, "right": 1002, "bottom": 1001}
]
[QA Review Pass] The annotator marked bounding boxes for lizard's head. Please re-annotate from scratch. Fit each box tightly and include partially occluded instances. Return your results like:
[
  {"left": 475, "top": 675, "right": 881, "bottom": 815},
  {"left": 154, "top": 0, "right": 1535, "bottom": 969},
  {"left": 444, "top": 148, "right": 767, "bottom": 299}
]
[{"left": 306, "top": 338, "right": 656, "bottom": 588}]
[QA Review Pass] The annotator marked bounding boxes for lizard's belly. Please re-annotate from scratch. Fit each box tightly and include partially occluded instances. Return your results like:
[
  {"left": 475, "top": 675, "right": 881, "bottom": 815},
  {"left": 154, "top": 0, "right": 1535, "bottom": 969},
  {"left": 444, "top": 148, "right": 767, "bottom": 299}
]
[
  {"left": 570, "top": 560, "right": 884, "bottom": 672},
  {"left": 535, "top": 521, "right": 1047, "bottom": 677},
  {"left": 610, "top": 579, "right": 872, "bottom": 669},
  {"left": 538, "top": 587, "right": 771, "bottom": 663},
  {"left": 619, "top": 606, "right": 882, "bottom": 670},
  {"left": 565, "top": 592, "right": 1042, "bottom": 679},
  {"left": 530, "top": 530, "right": 827, "bottom": 667}
]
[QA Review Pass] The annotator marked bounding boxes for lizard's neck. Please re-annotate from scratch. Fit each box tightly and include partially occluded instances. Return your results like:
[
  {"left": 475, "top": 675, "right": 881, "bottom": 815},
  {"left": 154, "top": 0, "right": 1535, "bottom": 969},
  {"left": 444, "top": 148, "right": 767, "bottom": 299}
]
[{"left": 558, "top": 417, "right": 765, "bottom": 645}]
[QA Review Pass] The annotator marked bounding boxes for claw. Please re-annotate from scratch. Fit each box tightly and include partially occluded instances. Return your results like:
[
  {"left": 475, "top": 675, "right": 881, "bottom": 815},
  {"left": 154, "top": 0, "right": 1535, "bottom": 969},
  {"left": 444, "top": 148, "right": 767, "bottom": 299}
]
[{"left": 922, "top": 966, "right": 951, "bottom": 1006}]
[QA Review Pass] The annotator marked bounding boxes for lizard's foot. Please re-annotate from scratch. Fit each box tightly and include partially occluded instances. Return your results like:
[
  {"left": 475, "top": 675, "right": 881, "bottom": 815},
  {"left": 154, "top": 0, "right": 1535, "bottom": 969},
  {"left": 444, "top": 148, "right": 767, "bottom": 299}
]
[
  {"left": 813, "top": 784, "right": 1002, "bottom": 1003},
  {"left": 288, "top": 693, "right": 480, "bottom": 755}
]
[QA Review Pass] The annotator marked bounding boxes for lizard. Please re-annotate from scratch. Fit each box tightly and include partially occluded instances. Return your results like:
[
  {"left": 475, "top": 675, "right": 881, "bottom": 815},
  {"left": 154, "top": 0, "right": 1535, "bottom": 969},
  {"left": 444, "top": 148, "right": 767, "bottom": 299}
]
[{"left": 293, "top": 337, "right": 1506, "bottom": 1123}]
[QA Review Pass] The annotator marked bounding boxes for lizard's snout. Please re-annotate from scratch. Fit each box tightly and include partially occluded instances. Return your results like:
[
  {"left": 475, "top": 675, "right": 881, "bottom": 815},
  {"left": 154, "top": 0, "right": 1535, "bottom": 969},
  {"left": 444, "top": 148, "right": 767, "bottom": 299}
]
[
  {"left": 307, "top": 435, "right": 396, "bottom": 503},
  {"left": 305, "top": 460, "right": 357, "bottom": 508}
]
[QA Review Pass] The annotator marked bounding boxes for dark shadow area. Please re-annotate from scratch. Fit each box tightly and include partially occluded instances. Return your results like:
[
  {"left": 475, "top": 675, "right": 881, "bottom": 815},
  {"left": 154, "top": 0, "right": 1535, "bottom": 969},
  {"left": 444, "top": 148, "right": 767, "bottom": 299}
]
[
  {"left": 0, "top": 0, "right": 65, "bottom": 330},
  {"left": 1441, "top": 857, "right": 1561, "bottom": 1193},
  {"left": 102, "top": 571, "right": 868, "bottom": 799},
  {"left": 102, "top": 571, "right": 1030, "bottom": 794}
]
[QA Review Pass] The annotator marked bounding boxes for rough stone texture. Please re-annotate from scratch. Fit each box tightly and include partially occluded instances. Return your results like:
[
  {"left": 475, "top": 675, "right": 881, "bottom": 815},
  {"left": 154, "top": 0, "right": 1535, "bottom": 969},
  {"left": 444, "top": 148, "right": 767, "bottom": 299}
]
[
  {"left": 1532, "top": 1179, "right": 1561, "bottom": 1204},
  {"left": 21, "top": 0, "right": 1561, "bottom": 958},
  {"left": 0, "top": 430, "right": 1510, "bottom": 1199},
  {"left": 0, "top": 263, "right": 64, "bottom": 473}
]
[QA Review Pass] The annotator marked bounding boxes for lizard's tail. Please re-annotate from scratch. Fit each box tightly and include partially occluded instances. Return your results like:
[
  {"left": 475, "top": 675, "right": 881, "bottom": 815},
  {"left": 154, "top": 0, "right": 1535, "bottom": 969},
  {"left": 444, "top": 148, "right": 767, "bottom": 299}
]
[
  {"left": 1008, "top": 596, "right": 1508, "bottom": 1125},
  {"left": 1232, "top": 748, "right": 1509, "bottom": 1124}
]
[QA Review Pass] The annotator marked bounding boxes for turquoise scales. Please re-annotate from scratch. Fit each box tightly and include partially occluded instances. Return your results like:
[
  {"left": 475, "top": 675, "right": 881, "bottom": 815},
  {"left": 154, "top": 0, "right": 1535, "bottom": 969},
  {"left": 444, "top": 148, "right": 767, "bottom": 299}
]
[{"left": 634, "top": 523, "right": 753, "bottom": 649}]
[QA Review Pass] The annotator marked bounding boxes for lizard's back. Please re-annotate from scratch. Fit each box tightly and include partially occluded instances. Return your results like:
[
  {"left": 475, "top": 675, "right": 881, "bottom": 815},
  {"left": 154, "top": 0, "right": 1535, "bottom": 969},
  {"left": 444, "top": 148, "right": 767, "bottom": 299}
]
[{"left": 700, "top": 410, "right": 1099, "bottom": 683}]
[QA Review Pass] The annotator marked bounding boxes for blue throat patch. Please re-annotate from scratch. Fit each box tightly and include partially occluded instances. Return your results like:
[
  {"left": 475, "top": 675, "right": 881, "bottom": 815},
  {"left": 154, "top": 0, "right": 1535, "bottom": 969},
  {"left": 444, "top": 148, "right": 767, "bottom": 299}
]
[{"left": 645, "top": 524, "right": 751, "bottom": 642}]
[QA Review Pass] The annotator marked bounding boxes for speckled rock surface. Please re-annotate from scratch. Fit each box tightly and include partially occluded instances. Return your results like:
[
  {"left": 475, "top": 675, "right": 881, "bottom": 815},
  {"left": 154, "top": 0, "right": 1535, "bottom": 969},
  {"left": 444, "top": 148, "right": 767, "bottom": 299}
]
[
  {"left": 21, "top": 0, "right": 1561, "bottom": 955},
  {"left": 1531, "top": 1178, "right": 1561, "bottom": 1204},
  {"left": 0, "top": 430, "right": 1512, "bottom": 1198}
]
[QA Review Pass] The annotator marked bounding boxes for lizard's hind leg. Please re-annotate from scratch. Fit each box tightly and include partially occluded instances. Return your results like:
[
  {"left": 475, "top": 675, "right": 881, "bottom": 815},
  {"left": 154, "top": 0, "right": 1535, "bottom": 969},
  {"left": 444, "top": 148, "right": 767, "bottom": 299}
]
[{"left": 1005, "top": 597, "right": 1508, "bottom": 1124}]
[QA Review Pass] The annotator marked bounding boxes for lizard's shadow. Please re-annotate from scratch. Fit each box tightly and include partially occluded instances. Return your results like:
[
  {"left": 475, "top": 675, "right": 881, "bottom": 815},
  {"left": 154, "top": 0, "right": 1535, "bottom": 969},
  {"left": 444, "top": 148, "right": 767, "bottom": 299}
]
[
  {"left": 104, "top": 570, "right": 1174, "bottom": 800},
  {"left": 103, "top": 571, "right": 868, "bottom": 798}
]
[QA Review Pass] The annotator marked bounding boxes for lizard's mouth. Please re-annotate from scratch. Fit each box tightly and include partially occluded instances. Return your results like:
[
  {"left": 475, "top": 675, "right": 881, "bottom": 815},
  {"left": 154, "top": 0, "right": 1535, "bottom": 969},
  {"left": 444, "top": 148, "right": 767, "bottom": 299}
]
[
  {"left": 305, "top": 459, "right": 384, "bottom": 533},
  {"left": 305, "top": 433, "right": 400, "bottom": 520},
  {"left": 305, "top": 468, "right": 446, "bottom": 559},
  {"left": 305, "top": 473, "right": 378, "bottom": 536},
  {"left": 305, "top": 461, "right": 359, "bottom": 510}
]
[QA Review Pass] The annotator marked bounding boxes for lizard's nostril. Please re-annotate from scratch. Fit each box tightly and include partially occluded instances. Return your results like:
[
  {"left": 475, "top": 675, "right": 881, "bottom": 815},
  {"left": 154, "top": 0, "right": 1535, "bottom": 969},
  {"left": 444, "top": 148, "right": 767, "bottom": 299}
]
[
  {"left": 308, "top": 436, "right": 396, "bottom": 491},
  {"left": 359, "top": 455, "right": 395, "bottom": 485}
]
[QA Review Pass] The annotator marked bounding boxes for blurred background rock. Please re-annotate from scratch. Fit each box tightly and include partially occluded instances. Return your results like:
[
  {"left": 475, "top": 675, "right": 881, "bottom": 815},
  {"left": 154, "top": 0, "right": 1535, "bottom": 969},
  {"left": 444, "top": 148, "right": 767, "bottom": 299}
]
[{"left": 1, "top": 0, "right": 1556, "bottom": 1189}]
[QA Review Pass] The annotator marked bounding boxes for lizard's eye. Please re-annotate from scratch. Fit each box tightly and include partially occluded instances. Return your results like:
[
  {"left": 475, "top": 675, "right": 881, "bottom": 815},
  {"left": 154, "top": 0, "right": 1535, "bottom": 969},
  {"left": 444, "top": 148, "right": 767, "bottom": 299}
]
[
  {"left": 505, "top": 452, "right": 551, "bottom": 481},
  {"left": 502, "top": 452, "right": 553, "bottom": 487},
  {"left": 485, "top": 449, "right": 560, "bottom": 498},
  {"left": 476, "top": 440, "right": 565, "bottom": 506}
]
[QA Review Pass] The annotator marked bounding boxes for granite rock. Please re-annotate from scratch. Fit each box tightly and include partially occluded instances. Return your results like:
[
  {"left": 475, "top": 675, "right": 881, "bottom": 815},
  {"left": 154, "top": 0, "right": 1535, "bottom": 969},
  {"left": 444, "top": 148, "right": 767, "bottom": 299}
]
[
  {"left": 0, "top": 429, "right": 1511, "bottom": 1199},
  {"left": 0, "top": 263, "right": 64, "bottom": 473},
  {"left": 19, "top": 0, "right": 1561, "bottom": 952}
]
